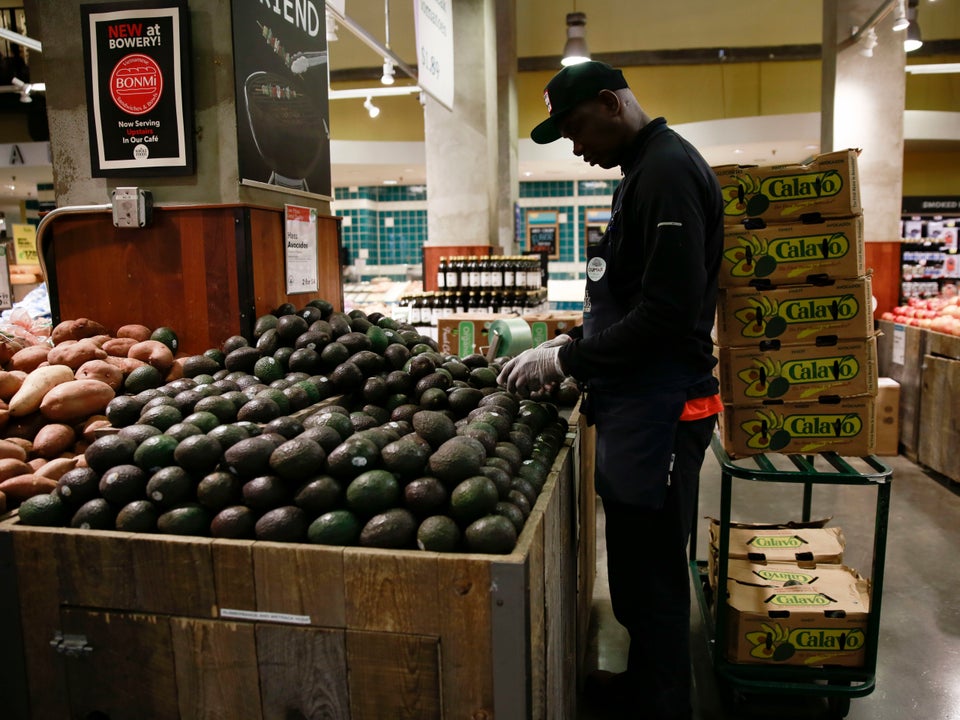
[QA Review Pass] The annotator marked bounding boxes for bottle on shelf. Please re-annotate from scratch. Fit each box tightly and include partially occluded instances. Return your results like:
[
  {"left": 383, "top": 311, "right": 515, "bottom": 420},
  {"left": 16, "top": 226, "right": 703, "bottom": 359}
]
[
  {"left": 437, "top": 257, "right": 447, "bottom": 289},
  {"left": 490, "top": 256, "right": 503, "bottom": 290},
  {"left": 447, "top": 256, "right": 461, "bottom": 291},
  {"left": 503, "top": 256, "right": 516, "bottom": 289},
  {"left": 468, "top": 256, "right": 481, "bottom": 288},
  {"left": 408, "top": 293, "right": 422, "bottom": 326}
]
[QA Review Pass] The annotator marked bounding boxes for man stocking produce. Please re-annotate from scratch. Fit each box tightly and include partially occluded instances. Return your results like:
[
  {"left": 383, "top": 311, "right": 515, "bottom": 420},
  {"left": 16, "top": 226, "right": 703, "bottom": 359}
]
[{"left": 498, "top": 61, "right": 724, "bottom": 720}]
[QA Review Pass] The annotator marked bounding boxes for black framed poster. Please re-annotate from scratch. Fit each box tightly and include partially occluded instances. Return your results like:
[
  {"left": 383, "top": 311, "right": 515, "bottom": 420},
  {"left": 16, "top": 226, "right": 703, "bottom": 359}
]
[
  {"left": 81, "top": 0, "right": 194, "bottom": 177},
  {"left": 527, "top": 210, "right": 559, "bottom": 259},
  {"left": 585, "top": 207, "right": 610, "bottom": 247},
  {"left": 231, "top": 0, "right": 332, "bottom": 201}
]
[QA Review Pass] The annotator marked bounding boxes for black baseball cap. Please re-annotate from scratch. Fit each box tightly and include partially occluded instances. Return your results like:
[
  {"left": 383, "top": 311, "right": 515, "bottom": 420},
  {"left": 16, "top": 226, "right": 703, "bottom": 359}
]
[{"left": 530, "top": 61, "right": 629, "bottom": 144}]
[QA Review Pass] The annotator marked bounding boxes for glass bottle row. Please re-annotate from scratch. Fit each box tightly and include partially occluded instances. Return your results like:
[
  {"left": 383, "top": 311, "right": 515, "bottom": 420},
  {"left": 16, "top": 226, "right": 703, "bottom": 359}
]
[
  {"left": 437, "top": 255, "right": 542, "bottom": 291},
  {"left": 397, "top": 289, "right": 549, "bottom": 326}
]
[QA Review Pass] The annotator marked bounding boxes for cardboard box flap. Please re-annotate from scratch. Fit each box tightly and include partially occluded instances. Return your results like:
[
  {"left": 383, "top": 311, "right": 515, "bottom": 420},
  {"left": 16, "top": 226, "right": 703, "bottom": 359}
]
[
  {"left": 727, "top": 575, "right": 870, "bottom": 617},
  {"left": 707, "top": 516, "right": 833, "bottom": 531},
  {"left": 725, "top": 559, "right": 867, "bottom": 588},
  {"left": 711, "top": 524, "right": 846, "bottom": 564}
]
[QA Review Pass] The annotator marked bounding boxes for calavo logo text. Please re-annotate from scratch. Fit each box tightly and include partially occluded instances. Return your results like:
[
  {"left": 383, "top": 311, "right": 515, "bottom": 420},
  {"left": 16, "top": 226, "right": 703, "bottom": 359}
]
[
  {"left": 754, "top": 569, "right": 816, "bottom": 584},
  {"left": 745, "top": 622, "right": 865, "bottom": 661},
  {"left": 723, "top": 232, "right": 850, "bottom": 279},
  {"left": 732, "top": 294, "right": 860, "bottom": 339},
  {"left": 748, "top": 535, "right": 805, "bottom": 549},
  {"left": 760, "top": 171, "right": 843, "bottom": 201},
  {"left": 740, "top": 409, "right": 864, "bottom": 451},
  {"left": 736, "top": 355, "right": 860, "bottom": 399},
  {"left": 768, "top": 592, "right": 831, "bottom": 607}
]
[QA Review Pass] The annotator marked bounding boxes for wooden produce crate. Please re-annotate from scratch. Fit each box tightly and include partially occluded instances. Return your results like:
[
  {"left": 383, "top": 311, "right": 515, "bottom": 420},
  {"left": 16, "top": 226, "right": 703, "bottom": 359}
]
[
  {"left": 0, "top": 426, "right": 589, "bottom": 720},
  {"left": 876, "top": 320, "right": 927, "bottom": 459},
  {"left": 919, "top": 330, "right": 960, "bottom": 483},
  {"left": 38, "top": 204, "right": 344, "bottom": 356}
]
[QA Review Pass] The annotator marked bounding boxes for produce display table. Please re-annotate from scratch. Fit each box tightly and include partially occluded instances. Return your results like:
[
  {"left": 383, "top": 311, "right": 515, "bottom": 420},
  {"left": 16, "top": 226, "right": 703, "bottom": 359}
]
[
  {"left": 692, "top": 435, "right": 893, "bottom": 719},
  {"left": 0, "top": 410, "right": 596, "bottom": 720}
]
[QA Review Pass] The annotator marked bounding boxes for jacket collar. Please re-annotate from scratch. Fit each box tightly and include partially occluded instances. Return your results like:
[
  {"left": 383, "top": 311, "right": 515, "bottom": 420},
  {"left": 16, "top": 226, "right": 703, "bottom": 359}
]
[{"left": 620, "top": 116, "right": 668, "bottom": 175}]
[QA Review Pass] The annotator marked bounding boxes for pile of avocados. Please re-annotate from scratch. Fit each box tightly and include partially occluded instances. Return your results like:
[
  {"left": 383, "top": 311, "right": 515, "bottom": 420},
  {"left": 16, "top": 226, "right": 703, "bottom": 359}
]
[{"left": 17, "top": 299, "right": 574, "bottom": 555}]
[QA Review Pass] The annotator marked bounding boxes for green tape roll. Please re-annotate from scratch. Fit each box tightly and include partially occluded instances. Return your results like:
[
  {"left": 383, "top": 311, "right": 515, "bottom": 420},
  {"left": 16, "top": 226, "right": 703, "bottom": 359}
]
[{"left": 489, "top": 318, "right": 533, "bottom": 358}]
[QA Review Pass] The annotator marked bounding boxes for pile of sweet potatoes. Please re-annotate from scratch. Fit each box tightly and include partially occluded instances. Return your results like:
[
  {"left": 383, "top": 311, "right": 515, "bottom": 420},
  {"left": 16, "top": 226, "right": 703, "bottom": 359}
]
[{"left": 0, "top": 317, "right": 180, "bottom": 512}]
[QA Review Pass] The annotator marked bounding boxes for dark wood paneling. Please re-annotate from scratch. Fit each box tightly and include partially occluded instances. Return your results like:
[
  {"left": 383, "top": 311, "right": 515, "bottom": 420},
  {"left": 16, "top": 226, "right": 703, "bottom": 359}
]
[{"left": 864, "top": 241, "right": 902, "bottom": 317}]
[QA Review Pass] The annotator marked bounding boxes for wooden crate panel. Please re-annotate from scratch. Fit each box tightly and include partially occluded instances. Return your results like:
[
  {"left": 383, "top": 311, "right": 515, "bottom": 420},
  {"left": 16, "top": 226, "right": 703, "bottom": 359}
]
[
  {"left": 56, "top": 528, "right": 139, "bottom": 609},
  {"left": 211, "top": 539, "right": 257, "bottom": 612},
  {"left": 919, "top": 353, "right": 960, "bottom": 482},
  {"left": 253, "top": 542, "right": 346, "bottom": 627},
  {"left": 170, "top": 618, "right": 262, "bottom": 720},
  {"left": 436, "top": 555, "right": 494, "bottom": 718},
  {"left": 343, "top": 548, "right": 439, "bottom": 634},
  {"left": 130, "top": 534, "right": 217, "bottom": 617},
  {"left": 61, "top": 609, "right": 179, "bottom": 720},
  {"left": 877, "top": 320, "right": 926, "bottom": 456},
  {"left": 257, "top": 624, "right": 350, "bottom": 720},
  {"left": 11, "top": 526, "right": 70, "bottom": 719},
  {"left": 346, "top": 629, "right": 441, "bottom": 720}
]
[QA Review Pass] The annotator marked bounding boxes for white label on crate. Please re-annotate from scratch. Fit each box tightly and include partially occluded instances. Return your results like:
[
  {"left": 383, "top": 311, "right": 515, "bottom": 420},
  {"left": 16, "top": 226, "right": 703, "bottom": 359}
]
[
  {"left": 220, "top": 608, "right": 311, "bottom": 625},
  {"left": 892, "top": 324, "right": 905, "bottom": 366}
]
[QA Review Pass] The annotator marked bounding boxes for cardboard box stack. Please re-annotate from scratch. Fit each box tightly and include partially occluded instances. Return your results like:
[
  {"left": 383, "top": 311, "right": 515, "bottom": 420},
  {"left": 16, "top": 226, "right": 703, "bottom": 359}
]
[
  {"left": 708, "top": 519, "right": 871, "bottom": 668},
  {"left": 712, "top": 149, "right": 878, "bottom": 457}
]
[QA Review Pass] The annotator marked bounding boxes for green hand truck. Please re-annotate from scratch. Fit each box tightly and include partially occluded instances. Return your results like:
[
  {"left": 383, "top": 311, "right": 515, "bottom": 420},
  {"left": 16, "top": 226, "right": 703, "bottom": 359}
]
[{"left": 690, "top": 433, "right": 893, "bottom": 719}]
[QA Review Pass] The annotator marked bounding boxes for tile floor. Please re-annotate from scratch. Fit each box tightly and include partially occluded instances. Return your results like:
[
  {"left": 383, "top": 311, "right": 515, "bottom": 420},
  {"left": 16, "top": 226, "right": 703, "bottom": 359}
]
[{"left": 577, "top": 449, "right": 960, "bottom": 719}]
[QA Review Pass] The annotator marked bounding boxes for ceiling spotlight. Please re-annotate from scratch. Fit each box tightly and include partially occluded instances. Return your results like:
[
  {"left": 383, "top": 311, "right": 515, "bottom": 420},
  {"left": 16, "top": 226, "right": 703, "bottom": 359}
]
[
  {"left": 380, "top": 58, "right": 395, "bottom": 85},
  {"left": 11, "top": 77, "right": 32, "bottom": 103},
  {"left": 904, "top": 4, "right": 923, "bottom": 52},
  {"left": 364, "top": 96, "right": 380, "bottom": 118},
  {"left": 892, "top": 0, "right": 909, "bottom": 31},
  {"left": 561, "top": 12, "right": 590, "bottom": 67}
]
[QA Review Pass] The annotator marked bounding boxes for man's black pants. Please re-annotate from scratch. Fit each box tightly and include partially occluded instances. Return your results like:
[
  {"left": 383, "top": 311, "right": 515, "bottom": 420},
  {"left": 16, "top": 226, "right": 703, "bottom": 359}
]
[{"left": 601, "top": 414, "right": 716, "bottom": 720}]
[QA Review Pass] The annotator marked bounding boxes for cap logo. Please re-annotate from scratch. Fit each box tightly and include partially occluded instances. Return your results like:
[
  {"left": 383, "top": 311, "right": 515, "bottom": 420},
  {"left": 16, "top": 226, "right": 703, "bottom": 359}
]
[{"left": 543, "top": 89, "right": 552, "bottom": 114}]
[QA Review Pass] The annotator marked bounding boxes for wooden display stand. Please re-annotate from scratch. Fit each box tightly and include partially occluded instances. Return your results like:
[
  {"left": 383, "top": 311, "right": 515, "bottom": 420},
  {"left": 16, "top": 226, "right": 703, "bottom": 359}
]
[
  {"left": 39, "top": 205, "right": 343, "bottom": 356},
  {"left": 0, "top": 415, "right": 596, "bottom": 720},
  {"left": 421, "top": 245, "right": 492, "bottom": 292}
]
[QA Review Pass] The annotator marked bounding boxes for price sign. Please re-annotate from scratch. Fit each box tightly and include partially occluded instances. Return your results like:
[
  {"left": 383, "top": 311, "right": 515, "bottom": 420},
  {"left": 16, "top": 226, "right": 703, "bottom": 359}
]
[
  {"left": 414, "top": 0, "right": 454, "bottom": 110},
  {"left": 12, "top": 224, "right": 37, "bottom": 265},
  {"left": 284, "top": 204, "right": 319, "bottom": 294}
]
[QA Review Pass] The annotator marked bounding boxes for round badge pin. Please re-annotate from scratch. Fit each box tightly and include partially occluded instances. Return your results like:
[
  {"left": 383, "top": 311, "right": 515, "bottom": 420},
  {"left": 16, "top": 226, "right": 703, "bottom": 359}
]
[{"left": 587, "top": 257, "right": 606, "bottom": 282}]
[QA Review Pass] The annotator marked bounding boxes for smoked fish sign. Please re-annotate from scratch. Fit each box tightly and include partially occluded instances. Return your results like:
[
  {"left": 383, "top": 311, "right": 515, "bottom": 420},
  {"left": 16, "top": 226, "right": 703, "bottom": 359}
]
[{"left": 81, "top": 0, "right": 194, "bottom": 176}]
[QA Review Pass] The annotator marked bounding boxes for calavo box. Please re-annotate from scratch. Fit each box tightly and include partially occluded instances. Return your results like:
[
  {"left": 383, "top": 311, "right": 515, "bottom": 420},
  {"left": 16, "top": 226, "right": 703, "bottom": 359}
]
[
  {"left": 719, "top": 396, "right": 876, "bottom": 456},
  {"left": 718, "top": 336, "right": 878, "bottom": 405},
  {"left": 720, "top": 216, "right": 864, "bottom": 288},
  {"left": 714, "top": 149, "right": 861, "bottom": 225},
  {"left": 725, "top": 559, "right": 863, "bottom": 589},
  {"left": 716, "top": 277, "right": 873, "bottom": 347},
  {"left": 725, "top": 573, "right": 870, "bottom": 667}
]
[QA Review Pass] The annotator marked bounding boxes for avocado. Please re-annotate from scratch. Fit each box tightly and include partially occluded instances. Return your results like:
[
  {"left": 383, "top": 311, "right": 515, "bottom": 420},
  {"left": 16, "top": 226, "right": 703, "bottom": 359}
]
[
  {"left": 182, "top": 354, "right": 222, "bottom": 379},
  {"left": 105, "top": 395, "right": 146, "bottom": 428},
  {"left": 182, "top": 410, "right": 221, "bottom": 433},
  {"left": 253, "top": 313, "right": 279, "bottom": 338},
  {"left": 293, "top": 475, "right": 343, "bottom": 516},
  {"left": 70, "top": 497, "right": 117, "bottom": 530},
  {"left": 85, "top": 434, "right": 138, "bottom": 473},
  {"left": 236, "top": 397, "right": 282, "bottom": 424},
  {"left": 427, "top": 436, "right": 487, "bottom": 485},
  {"left": 359, "top": 508, "right": 417, "bottom": 549},
  {"left": 197, "top": 471, "right": 243, "bottom": 511},
  {"left": 210, "top": 505, "right": 256, "bottom": 539},
  {"left": 307, "top": 509, "right": 361, "bottom": 545},
  {"left": 221, "top": 335, "right": 250, "bottom": 354},
  {"left": 478, "top": 465, "right": 513, "bottom": 500},
  {"left": 276, "top": 314, "right": 309, "bottom": 344},
  {"left": 294, "top": 330, "right": 331, "bottom": 352},
  {"left": 416, "top": 514, "right": 461, "bottom": 552},
  {"left": 304, "top": 410, "right": 354, "bottom": 441},
  {"left": 242, "top": 475, "right": 291, "bottom": 513},
  {"left": 139, "top": 404, "right": 184, "bottom": 432},
  {"left": 157, "top": 503, "right": 211, "bottom": 536},
  {"left": 403, "top": 476, "right": 448, "bottom": 518},
  {"left": 269, "top": 437, "right": 326, "bottom": 482},
  {"left": 147, "top": 465, "right": 195, "bottom": 509},
  {"left": 99, "top": 464, "right": 149, "bottom": 506},
  {"left": 494, "top": 501, "right": 526, "bottom": 534},
  {"left": 255, "top": 505, "right": 308, "bottom": 542},
  {"left": 412, "top": 410, "right": 457, "bottom": 449},
  {"left": 18, "top": 493, "right": 69, "bottom": 527},
  {"left": 56, "top": 467, "right": 101, "bottom": 509},
  {"left": 117, "top": 423, "right": 163, "bottom": 445},
  {"left": 380, "top": 437, "right": 430, "bottom": 479},
  {"left": 350, "top": 412, "right": 379, "bottom": 433},
  {"left": 449, "top": 476, "right": 499, "bottom": 525},
  {"left": 297, "top": 425, "right": 344, "bottom": 454},
  {"left": 464, "top": 514, "right": 518, "bottom": 554},
  {"left": 448, "top": 387, "right": 484, "bottom": 418},
  {"left": 224, "top": 435, "right": 280, "bottom": 478},
  {"left": 224, "top": 346, "right": 262, "bottom": 373},
  {"left": 345, "top": 469, "right": 401, "bottom": 518},
  {"left": 287, "top": 348, "right": 322, "bottom": 375},
  {"left": 115, "top": 499, "right": 160, "bottom": 533},
  {"left": 329, "top": 362, "right": 364, "bottom": 393}
]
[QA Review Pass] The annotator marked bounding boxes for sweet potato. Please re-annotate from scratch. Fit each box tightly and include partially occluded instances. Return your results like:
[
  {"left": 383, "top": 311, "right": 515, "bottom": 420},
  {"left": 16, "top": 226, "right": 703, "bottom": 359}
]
[
  {"left": 86, "top": 334, "right": 113, "bottom": 348},
  {"left": 47, "top": 339, "right": 108, "bottom": 371},
  {"left": 0, "top": 489, "right": 6, "bottom": 514},
  {"left": 75, "top": 359, "right": 124, "bottom": 390},
  {"left": 0, "top": 439, "right": 27, "bottom": 462},
  {"left": 116, "top": 324, "right": 153, "bottom": 342},
  {"left": 8, "top": 364, "right": 76, "bottom": 417},
  {"left": 81, "top": 418, "right": 112, "bottom": 444},
  {"left": 105, "top": 356, "right": 148, "bottom": 375},
  {"left": 128, "top": 340, "right": 174, "bottom": 373},
  {"left": 28, "top": 457, "right": 45, "bottom": 471},
  {"left": 0, "top": 457, "right": 33, "bottom": 482},
  {"left": 0, "top": 474, "right": 58, "bottom": 502},
  {"left": 164, "top": 361, "right": 184, "bottom": 382},
  {"left": 32, "top": 423, "right": 77, "bottom": 459},
  {"left": 3, "top": 413, "right": 47, "bottom": 441},
  {"left": 39, "top": 379, "right": 116, "bottom": 422},
  {"left": 7, "top": 344, "right": 51, "bottom": 373},
  {"left": 34, "top": 456, "right": 79, "bottom": 481},
  {"left": 102, "top": 337, "right": 138, "bottom": 357},
  {"left": 0, "top": 370, "right": 26, "bottom": 400},
  {"left": 50, "top": 318, "right": 109, "bottom": 345}
]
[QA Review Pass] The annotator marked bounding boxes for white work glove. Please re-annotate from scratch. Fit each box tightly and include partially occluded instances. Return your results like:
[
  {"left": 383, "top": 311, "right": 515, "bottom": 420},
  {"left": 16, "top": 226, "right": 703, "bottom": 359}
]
[
  {"left": 497, "top": 345, "right": 565, "bottom": 395},
  {"left": 538, "top": 334, "right": 573, "bottom": 350}
]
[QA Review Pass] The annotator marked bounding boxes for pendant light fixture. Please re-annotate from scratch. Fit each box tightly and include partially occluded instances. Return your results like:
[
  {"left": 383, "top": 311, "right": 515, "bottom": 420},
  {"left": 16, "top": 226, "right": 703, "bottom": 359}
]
[
  {"left": 381, "top": 0, "right": 395, "bottom": 84},
  {"left": 561, "top": 10, "right": 590, "bottom": 67},
  {"left": 904, "top": 0, "right": 923, "bottom": 53}
]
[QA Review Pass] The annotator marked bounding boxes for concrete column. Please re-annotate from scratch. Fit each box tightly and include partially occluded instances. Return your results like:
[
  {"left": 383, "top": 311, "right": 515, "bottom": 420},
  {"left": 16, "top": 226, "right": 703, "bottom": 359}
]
[
  {"left": 424, "top": 0, "right": 515, "bottom": 249},
  {"left": 822, "top": 0, "right": 906, "bottom": 242},
  {"left": 23, "top": 0, "right": 329, "bottom": 213},
  {"left": 495, "top": 0, "right": 519, "bottom": 254}
]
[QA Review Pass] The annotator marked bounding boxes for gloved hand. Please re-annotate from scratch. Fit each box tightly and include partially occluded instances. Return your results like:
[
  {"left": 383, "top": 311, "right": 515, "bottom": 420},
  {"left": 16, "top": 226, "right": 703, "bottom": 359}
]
[
  {"left": 538, "top": 334, "right": 573, "bottom": 350},
  {"left": 497, "top": 345, "right": 565, "bottom": 395}
]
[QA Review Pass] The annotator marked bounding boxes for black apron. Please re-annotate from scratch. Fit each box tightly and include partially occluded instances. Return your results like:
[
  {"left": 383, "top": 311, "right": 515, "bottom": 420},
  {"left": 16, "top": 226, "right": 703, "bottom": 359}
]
[{"left": 582, "top": 183, "right": 685, "bottom": 509}]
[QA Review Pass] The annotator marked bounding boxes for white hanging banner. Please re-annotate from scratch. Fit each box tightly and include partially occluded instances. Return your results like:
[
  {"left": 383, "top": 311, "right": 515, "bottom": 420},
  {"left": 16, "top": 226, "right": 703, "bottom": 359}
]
[{"left": 414, "top": 0, "right": 454, "bottom": 110}]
